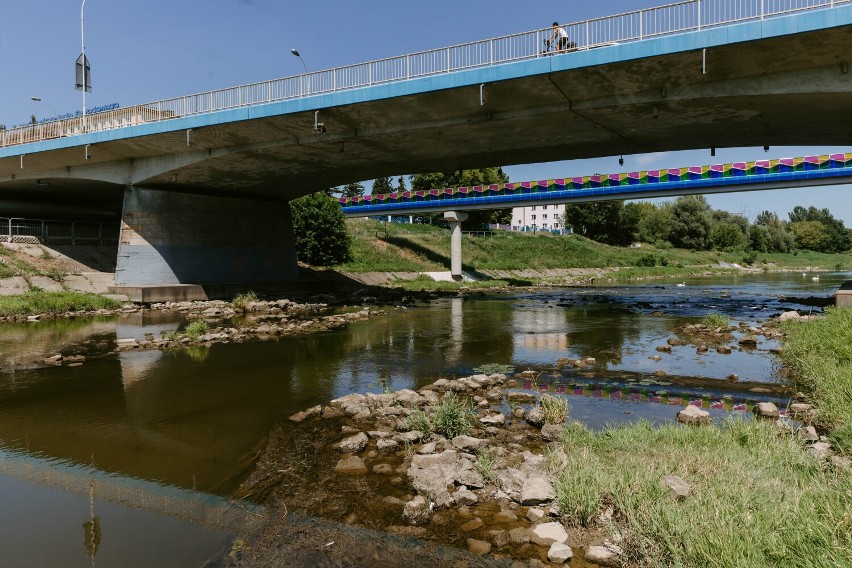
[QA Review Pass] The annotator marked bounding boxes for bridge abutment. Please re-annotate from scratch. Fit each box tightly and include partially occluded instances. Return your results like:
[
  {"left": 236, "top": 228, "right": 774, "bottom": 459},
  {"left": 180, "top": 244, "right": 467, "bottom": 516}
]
[
  {"left": 115, "top": 187, "right": 298, "bottom": 289},
  {"left": 444, "top": 211, "right": 468, "bottom": 281}
]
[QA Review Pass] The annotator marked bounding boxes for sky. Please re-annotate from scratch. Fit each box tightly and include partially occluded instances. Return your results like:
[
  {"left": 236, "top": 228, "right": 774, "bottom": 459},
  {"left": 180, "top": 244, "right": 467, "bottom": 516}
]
[{"left": 1, "top": 0, "right": 849, "bottom": 223}]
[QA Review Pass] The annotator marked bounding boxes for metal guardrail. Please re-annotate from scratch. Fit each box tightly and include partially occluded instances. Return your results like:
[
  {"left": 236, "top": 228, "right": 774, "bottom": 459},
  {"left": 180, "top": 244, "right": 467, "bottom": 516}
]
[
  {"left": 0, "top": 0, "right": 848, "bottom": 149},
  {"left": 0, "top": 218, "right": 119, "bottom": 245}
]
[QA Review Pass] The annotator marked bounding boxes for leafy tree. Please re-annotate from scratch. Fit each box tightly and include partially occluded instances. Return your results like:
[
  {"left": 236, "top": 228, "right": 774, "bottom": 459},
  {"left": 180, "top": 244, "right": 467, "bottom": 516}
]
[
  {"left": 290, "top": 192, "right": 351, "bottom": 266},
  {"left": 788, "top": 206, "right": 850, "bottom": 252},
  {"left": 561, "top": 201, "right": 636, "bottom": 246},
  {"left": 372, "top": 176, "right": 393, "bottom": 194},
  {"left": 791, "top": 220, "right": 832, "bottom": 252},
  {"left": 341, "top": 182, "right": 365, "bottom": 199},
  {"left": 396, "top": 176, "right": 407, "bottom": 192},
  {"left": 711, "top": 223, "right": 748, "bottom": 251},
  {"left": 634, "top": 202, "right": 673, "bottom": 244},
  {"left": 410, "top": 167, "right": 510, "bottom": 229},
  {"left": 668, "top": 195, "right": 712, "bottom": 250},
  {"left": 750, "top": 211, "right": 794, "bottom": 253}
]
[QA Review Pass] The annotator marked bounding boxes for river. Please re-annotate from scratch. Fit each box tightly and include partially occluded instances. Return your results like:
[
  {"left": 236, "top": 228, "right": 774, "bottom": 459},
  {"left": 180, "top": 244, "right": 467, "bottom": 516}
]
[{"left": 0, "top": 271, "right": 844, "bottom": 567}]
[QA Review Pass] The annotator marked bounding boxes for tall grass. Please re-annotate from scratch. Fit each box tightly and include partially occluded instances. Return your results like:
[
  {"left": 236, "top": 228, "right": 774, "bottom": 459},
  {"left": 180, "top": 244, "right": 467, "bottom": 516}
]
[
  {"left": 546, "top": 419, "right": 852, "bottom": 568},
  {"left": 0, "top": 291, "right": 122, "bottom": 317},
  {"left": 779, "top": 307, "right": 852, "bottom": 430},
  {"left": 433, "top": 392, "right": 474, "bottom": 439}
]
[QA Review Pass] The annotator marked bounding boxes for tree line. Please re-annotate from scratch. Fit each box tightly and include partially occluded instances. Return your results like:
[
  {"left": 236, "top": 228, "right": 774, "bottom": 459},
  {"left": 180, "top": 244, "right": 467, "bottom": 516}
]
[{"left": 561, "top": 196, "right": 851, "bottom": 254}]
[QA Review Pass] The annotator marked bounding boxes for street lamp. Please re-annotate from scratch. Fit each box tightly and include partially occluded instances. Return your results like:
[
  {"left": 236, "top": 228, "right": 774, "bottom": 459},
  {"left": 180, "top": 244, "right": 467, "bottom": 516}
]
[
  {"left": 75, "top": 0, "right": 92, "bottom": 131},
  {"left": 291, "top": 49, "right": 307, "bottom": 73},
  {"left": 31, "top": 97, "right": 59, "bottom": 120}
]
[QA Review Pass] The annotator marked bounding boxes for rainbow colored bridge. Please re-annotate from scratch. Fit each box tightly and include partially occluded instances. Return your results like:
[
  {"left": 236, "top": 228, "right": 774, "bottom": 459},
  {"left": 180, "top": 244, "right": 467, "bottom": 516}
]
[{"left": 339, "top": 153, "right": 852, "bottom": 216}]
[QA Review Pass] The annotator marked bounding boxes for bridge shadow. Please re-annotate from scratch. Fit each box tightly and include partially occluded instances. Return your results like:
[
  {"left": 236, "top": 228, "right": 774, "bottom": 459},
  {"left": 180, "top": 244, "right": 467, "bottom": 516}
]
[{"left": 380, "top": 236, "right": 535, "bottom": 286}]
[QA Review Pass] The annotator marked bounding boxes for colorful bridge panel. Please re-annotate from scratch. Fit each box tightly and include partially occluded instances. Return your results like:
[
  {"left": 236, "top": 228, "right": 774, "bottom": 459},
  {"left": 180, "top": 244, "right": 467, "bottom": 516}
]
[{"left": 338, "top": 153, "right": 852, "bottom": 211}]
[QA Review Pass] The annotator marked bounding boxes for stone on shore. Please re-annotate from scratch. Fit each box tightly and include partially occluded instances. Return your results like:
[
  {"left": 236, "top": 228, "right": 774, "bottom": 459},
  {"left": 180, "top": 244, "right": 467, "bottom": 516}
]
[
  {"left": 521, "top": 475, "right": 555, "bottom": 505},
  {"left": 660, "top": 474, "right": 690, "bottom": 500},
  {"left": 585, "top": 544, "right": 622, "bottom": 567},
  {"left": 529, "top": 522, "right": 568, "bottom": 546},
  {"left": 466, "top": 538, "right": 491, "bottom": 554},
  {"left": 403, "top": 495, "right": 433, "bottom": 525},
  {"left": 753, "top": 402, "right": 780, "bottom": 419},
  {"left": 334, "top": 455, "right": 368, "bottom": 476},
  {"left": 677, "top": 405, "right": 711, "bottom": 426},
  {"left": 334, "top": 432, "right": 369, "bottom": 453},
  {"left": 548, "top": 542, "right": 573, "bottom": 563}
]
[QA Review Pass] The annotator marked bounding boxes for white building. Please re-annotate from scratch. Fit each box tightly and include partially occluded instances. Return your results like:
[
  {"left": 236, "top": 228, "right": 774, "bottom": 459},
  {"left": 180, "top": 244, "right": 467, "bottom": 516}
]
[{"left": 511, "top": 203, "right": 566, "bottom": 233}]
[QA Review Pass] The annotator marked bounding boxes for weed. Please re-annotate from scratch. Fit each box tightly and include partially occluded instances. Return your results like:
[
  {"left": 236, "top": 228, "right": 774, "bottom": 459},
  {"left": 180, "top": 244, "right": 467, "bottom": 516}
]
[
  {"left": 475, "top": 446, "right": 497, "bottom": 482},
  {"left": 433, "top": 392, "right": 474, "bottom": 439},
  {"left": 231, "top": 291, "right": 258, "bottom": 312},
  {"left": 184, "top": 319, "right": 209, "bottom": 340},
  {"left": 539, "top": 394, "right": 569, "bottom": 424},
  {"left": 406, "top": 410, "right": 433, "bottom": 436},
  {"left": 701, "top": 312, "right": 729, "bottom": 327},
  {"left": 160, "top": 330, "right": 179, "bottom": 341}
]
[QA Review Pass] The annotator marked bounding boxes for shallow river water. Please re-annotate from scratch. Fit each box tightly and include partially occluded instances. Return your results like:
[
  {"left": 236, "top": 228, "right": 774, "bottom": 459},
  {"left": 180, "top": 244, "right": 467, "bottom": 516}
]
[{"left": 0, "top": 271, "right": 845, "bottom": 567}]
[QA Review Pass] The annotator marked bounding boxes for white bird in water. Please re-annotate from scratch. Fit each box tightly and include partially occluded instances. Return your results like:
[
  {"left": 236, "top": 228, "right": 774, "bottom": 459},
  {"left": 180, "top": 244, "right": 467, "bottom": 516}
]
[
  {"left": 812, "top": 276, "right": 820, "bottom": 281},
  {"left": 676, "top": 282, "right": 686, "bottom": 287}
]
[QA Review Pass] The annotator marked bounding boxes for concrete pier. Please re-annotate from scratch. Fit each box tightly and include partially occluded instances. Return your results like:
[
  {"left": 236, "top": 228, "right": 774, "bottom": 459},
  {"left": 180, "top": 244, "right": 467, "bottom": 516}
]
[{"left": 444, "top": 211, "right": 468, "bottom": 280}]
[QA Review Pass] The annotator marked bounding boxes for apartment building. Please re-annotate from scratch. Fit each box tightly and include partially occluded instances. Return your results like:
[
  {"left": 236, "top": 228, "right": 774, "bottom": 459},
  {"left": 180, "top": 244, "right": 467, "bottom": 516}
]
[{"left": 511, "top": 203, "right": 566, "bottom": 233}]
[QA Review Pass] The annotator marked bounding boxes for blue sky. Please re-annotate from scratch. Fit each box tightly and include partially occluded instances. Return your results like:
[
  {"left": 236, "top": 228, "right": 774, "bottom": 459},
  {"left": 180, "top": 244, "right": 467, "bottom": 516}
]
[{"left": 1, "top": 0, "right": 849, "bottom": 223}]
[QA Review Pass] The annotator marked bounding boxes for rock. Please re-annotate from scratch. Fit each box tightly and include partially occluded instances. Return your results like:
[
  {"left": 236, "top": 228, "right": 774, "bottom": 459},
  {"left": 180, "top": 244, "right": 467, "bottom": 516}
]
[
  {"left": 507, "top": 392, "right": 537, "bottom": 404},
  {"left": 377, "top": 439, "right": 400, "bottom": 454},
  {"left": 526, "top": 507, "right": 545, "bottom": 522},
  {"left": 529, "top": 522, "right": 568, "bottom": 546},
  {"left": 492, "top": 510, "right": 518, "bottom": 523},
  {"left": 548, "top": 542, "right": 573, "bottom": 563},
  {"left": 460, "top": 517, "right": 484, "bottom": 532},
  {"left": 526, "top": 407, "right": 546, "bottom": 429},
  {"left": 452, "top": 435, "right": 485, "bottom": 452},
  {"left": 677, "top": 405, "right": 711, "bottom": 426},
  {"left": 789, "top": 403, "right": 815, "bottom": 422},
  {"left": 508, "top": 527, "right": 530, "bottom": 544},
  {"left": 779, "top": 310, "right": 801, "bottom": 321},
  {"left": 753, "top": 402, "right": 780, "bottom": 420},
  {"left": 403, "top": 495, "right": 432, "bottom": 525},
  {"left": 512, "top": 407, "right": 526, "bottom": 419},
  {"left": 373, "top": 463, "right": 394, "bottom": 475},
  {"left": 288, "top": 405, "right": 322, "bottom": 423},
  {"left": 660, "top": 474, "right": 690, "bottom": 500},
  {"left": 830, "top": 455, "right": 852, "bottom": 471},
  {"left": 798, "top": 425, "right": 819, "bottom": 442},
  {"left": 334, "top": 432, "right": 369, "bottom": 453},
  {"left": 656, "top": 345, "right": 672, "bottom": 353},
  {"left": 652, "top": 369, "right": 668, "bottom": 377},
  {"left": 807, "top": 441, "right": 832, "bottom": 460},
  {"left": 726, "top": 374, "right": 739, "bottom": 382},
  {"left": 738, "top": 335, "right": 758, "bottom": 347},
  {"left": 417, "top": 441, "right": 437, "bottom": 454},
  {"left": 649, "top": 355, "right": 662, "bottom": 361},
  {"left": 585, "top": 544, "right": 621, "bottom": 567},
  {"left": 717, "top": 346, "right": 733, "bottom": 354},
  {"left": 321, "top": 405, "right": 344, "bottom": 419},
  {"left": 521, "top": 475, "right": 555, "bottom": 505},
  {"left": 540, "top": 423, "right": 564, "bottom": 442},
  {"left": 480, "top": 412, "right": 506, "bottom": 426},
  {"left": 387, "top": 525, "right": 428, "bottom": 538},
  {"left": 334, "top": 456, "right": 368, "bottom": 476},
  {"left": 466, "top": 538, "right": 491, "bottom": 554},
  {"left": 488, "top": 529, "right": 510, "bottom": 548},
  {"left": 397, "top": 430, "right": 425, "bottom": 444},
  {"left": 696, "top": 345, "right": 709, "bottom": 353},
  {"left": 454, "top": 488, "right": 479, "bottom": 506}
]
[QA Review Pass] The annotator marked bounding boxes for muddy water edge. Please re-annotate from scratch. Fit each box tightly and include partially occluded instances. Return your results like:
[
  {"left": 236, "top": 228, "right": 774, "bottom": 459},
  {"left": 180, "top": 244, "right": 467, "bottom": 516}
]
[{"left": 0, "top": 272, "right": 844, "bottom": 567}]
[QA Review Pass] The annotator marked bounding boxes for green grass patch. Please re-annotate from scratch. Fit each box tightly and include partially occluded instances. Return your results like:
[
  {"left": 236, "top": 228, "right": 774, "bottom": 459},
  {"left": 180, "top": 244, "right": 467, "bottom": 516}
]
[
  {"left": 231, "top": 291, "right": 258, "bottom": 312},
  {"left": 547, "top": 419, "right": 852, "bottom": 567},
  {"left": 433, "top": 392, "right": 474, "bottom": 439},
  {"left": 701, "top": 312, "right": 729, "bottom": 327},
  {"left": 0, "top": 291, "right": 122, "bottom": 317},
  {"left": 184, "top": 319, "right": 209, "bottom": 340},
  {"left": 406, "top": 410, "right": 434, "bottom": 436},
  {"left": 475, "top": 446, "right": 497, "bottom": 482},
  {"left": 779, "top": 307, "right": 852, "bottom": 433},
  {"left": 539, "top": 394, "right": 569, "bottom": 424}
]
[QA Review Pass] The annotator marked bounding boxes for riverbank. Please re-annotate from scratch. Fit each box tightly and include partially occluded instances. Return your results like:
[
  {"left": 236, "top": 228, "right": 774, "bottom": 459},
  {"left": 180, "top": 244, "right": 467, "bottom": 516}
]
[{"left": 233, "top": 308, "right": 852, "bottom": 568}]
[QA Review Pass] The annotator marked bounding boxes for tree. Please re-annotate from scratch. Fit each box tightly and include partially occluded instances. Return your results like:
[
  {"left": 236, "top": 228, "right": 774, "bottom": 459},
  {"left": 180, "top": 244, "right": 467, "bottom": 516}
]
[
  {"left": 396, "top": 176, "right": 407, "bottom": 192},
  {"left": 290, "top": 192, "right": 351, "bottom": 266},
  {"left": 711, "top": 223, "right": 748, "bottom": 251},
  {"left": 750, "top": 211, "right": 794, "bottom": 253},
  {"left": 410, "top": 167, "right": 510, "bottom": 229},
  {"left": 788, "top": 206, "right": 850, "bottom": 252},
  {"left": 791, "top": 220, "right": 831, "bottom": 252},
  {"left": 668, "top": 195, "right": 712, "bottom": 250},
  {"left": 341, "top": 182, "right": 365, "bottom": 199},
  {"left": 634, "top": 202, "right": 673, "bottom": 244},
  {"left": 561, "top": 201, "right": 636, "bottom": 245},
  {"left": 372, "top": 176, "right": 393, "bottom": 194}
]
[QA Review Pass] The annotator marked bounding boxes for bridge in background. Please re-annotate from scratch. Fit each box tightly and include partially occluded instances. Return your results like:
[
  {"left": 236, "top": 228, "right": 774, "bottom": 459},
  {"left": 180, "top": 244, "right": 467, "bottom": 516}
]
[
  {"left": 0, "top": 0, "right": 850, "bottom": 295},
  {"left": 341, "top": 153, "right": 852, "bottom": 277}
]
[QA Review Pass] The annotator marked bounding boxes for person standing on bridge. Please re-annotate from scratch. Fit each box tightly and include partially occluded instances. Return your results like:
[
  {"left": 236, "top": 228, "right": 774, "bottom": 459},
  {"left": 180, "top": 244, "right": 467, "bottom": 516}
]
[{"left": 548, "top": 22, "right": 574, "bottom": 52}]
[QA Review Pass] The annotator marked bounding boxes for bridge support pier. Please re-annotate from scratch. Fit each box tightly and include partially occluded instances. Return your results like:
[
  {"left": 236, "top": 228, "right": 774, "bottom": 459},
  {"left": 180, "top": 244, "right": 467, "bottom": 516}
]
[
  {"left": 114, "top": 187, "right": 298, "bottom": 291},
  {"left": 444, "top": 211, "right": 468, "bottom": 281}
]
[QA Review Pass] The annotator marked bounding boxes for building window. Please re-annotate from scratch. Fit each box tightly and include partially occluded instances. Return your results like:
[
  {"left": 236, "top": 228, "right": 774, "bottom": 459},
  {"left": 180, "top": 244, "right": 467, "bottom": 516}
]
[
  {"left": 542, "top": 223, "right": 548, "bottom": 228},
  {"left": 543, "top": 214, "right": 548, "bottom": 219},
  {"left": 531, "top": 215, "right": 536, "bottom": 220},
  {"left": 542, "top": 205, "right": 548, "bottom": 209}
]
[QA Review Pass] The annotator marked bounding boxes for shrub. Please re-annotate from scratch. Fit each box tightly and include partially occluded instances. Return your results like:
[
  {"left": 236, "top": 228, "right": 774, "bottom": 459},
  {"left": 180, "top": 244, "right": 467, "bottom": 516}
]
[
  {"left": 433, "top": 392, "right": 473, "bottom": 439},
  {"left": 184, "top": 319, "right": 209, "bottom": 340},
  {"left": 290, "top": 192, "right": 352, "bottom": 266},
  {"left": 540, "top": 394, "right": 570, "bottom": 424},
  {"left": 475, "top": 446, "right": 497, "bottom": 482},
  {"left": 406, "top": 410, "right": 433, "bottom": 435},
  {"left": 702, "top": 312, "right": 729, "bottom": 327},
  {"left": 231, "top": 291, "right": 258, "bottom": 312},
  {"left": 635, "top": 253, "right": 657, "bottom": 267}
]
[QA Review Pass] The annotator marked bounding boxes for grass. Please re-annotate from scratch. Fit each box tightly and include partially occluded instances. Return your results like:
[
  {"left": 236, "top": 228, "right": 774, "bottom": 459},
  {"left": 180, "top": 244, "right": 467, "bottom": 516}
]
[
  {"left": 231, "top": 291, "right": 258, "bottom": 312},
  {"left": 433, "top": 392, "right": 474, "bottom": 439},
  {"left": 539, "top": 394, "right": 570, "bottom": 424},
  {"left": 184, "top": 319, "right": 209, "bottom": 340},
  {"left": 406, "top": 410, "right": 433, "bottom": 435},
  {"left": 475, "top": 446, "right": 497, "bottom": 482},
  {"left": 701, "top": 312, "right": 730, "bottom": 327},
  {"left": 0, "top": 290, "right": 122, "bottom": 317},
  {"left": 778, "top": 306, "right": 852, "bottom": 434},
  {"left": 545, "top": 419, "right": 852, "bottom": 568}
]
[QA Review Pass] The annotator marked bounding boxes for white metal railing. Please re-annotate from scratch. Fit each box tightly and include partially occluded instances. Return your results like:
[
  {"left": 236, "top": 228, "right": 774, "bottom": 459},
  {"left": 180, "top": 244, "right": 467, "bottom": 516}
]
[
  {"left": 1, "top": 0, "right": 848, "bottom": 149},
  {"left": 0, "top": 217, "right": 119, "bottom": 245}
]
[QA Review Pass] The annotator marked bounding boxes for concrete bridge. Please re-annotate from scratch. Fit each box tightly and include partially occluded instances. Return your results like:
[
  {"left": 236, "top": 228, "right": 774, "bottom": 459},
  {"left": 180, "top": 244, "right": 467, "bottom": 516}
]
[{"left": 0, "top": 0, "right": 850, "bottom": 293}]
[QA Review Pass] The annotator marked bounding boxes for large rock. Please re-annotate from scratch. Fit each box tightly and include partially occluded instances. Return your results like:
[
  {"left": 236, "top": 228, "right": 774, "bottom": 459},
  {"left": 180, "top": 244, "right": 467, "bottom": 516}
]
[
  {"left": 660, "top": 474, "right": 690, "bottom": 500},
  {"left": 334, "top": 456, "right": 368, "bottom": 476},
  {"left": 677, "top": 405, "right": 711, "bottom": 426},
  {"left": 334, "top": 432, "right": 369, "bottom": 453},
  {"left": 452, "top": 435, "right": 485, "bottom": 452},
  {"left": 466, "top": 538, "right": 491, "bottom": 554},
  {"left": 403, "top": 495, "right": 432, "bottom": 525},
  {"left": 753, "top": 402, "right": 780, "bottom": 419},
  {"left": 526, "top": 407, "right": 546, "bottom": 428},
  {"left": 521, "top": 475, "right": 555, "bottom": 505},
  {"left": 529, "top": 522, "right": 568, "bottom": 546},
  {"left": 288, "top": 405, "right": 322, "bottom": 423},
  {"left": 541, "top": 423, "right": 564, "bottom": 442},
  {"left": 585, "top": 544, "right": 621, "bottom": 567},
  {"left": 408, "top": 465, "right": 453, "bottom": 509},
  {"left": 548, "top": 542, "right": 573, "bottom": 564}
]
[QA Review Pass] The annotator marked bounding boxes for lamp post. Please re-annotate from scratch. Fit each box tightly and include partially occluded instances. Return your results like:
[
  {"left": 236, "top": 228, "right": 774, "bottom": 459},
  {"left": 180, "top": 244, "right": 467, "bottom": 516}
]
[
  {"left": 291, "top": 49, "right": 307, "bottom": 73},
  {"left": 31, "top": 97, "right": 59, "bottom": 120},
  {"left": 76, "top": 0, "right": 91, "bottom": 131}
]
